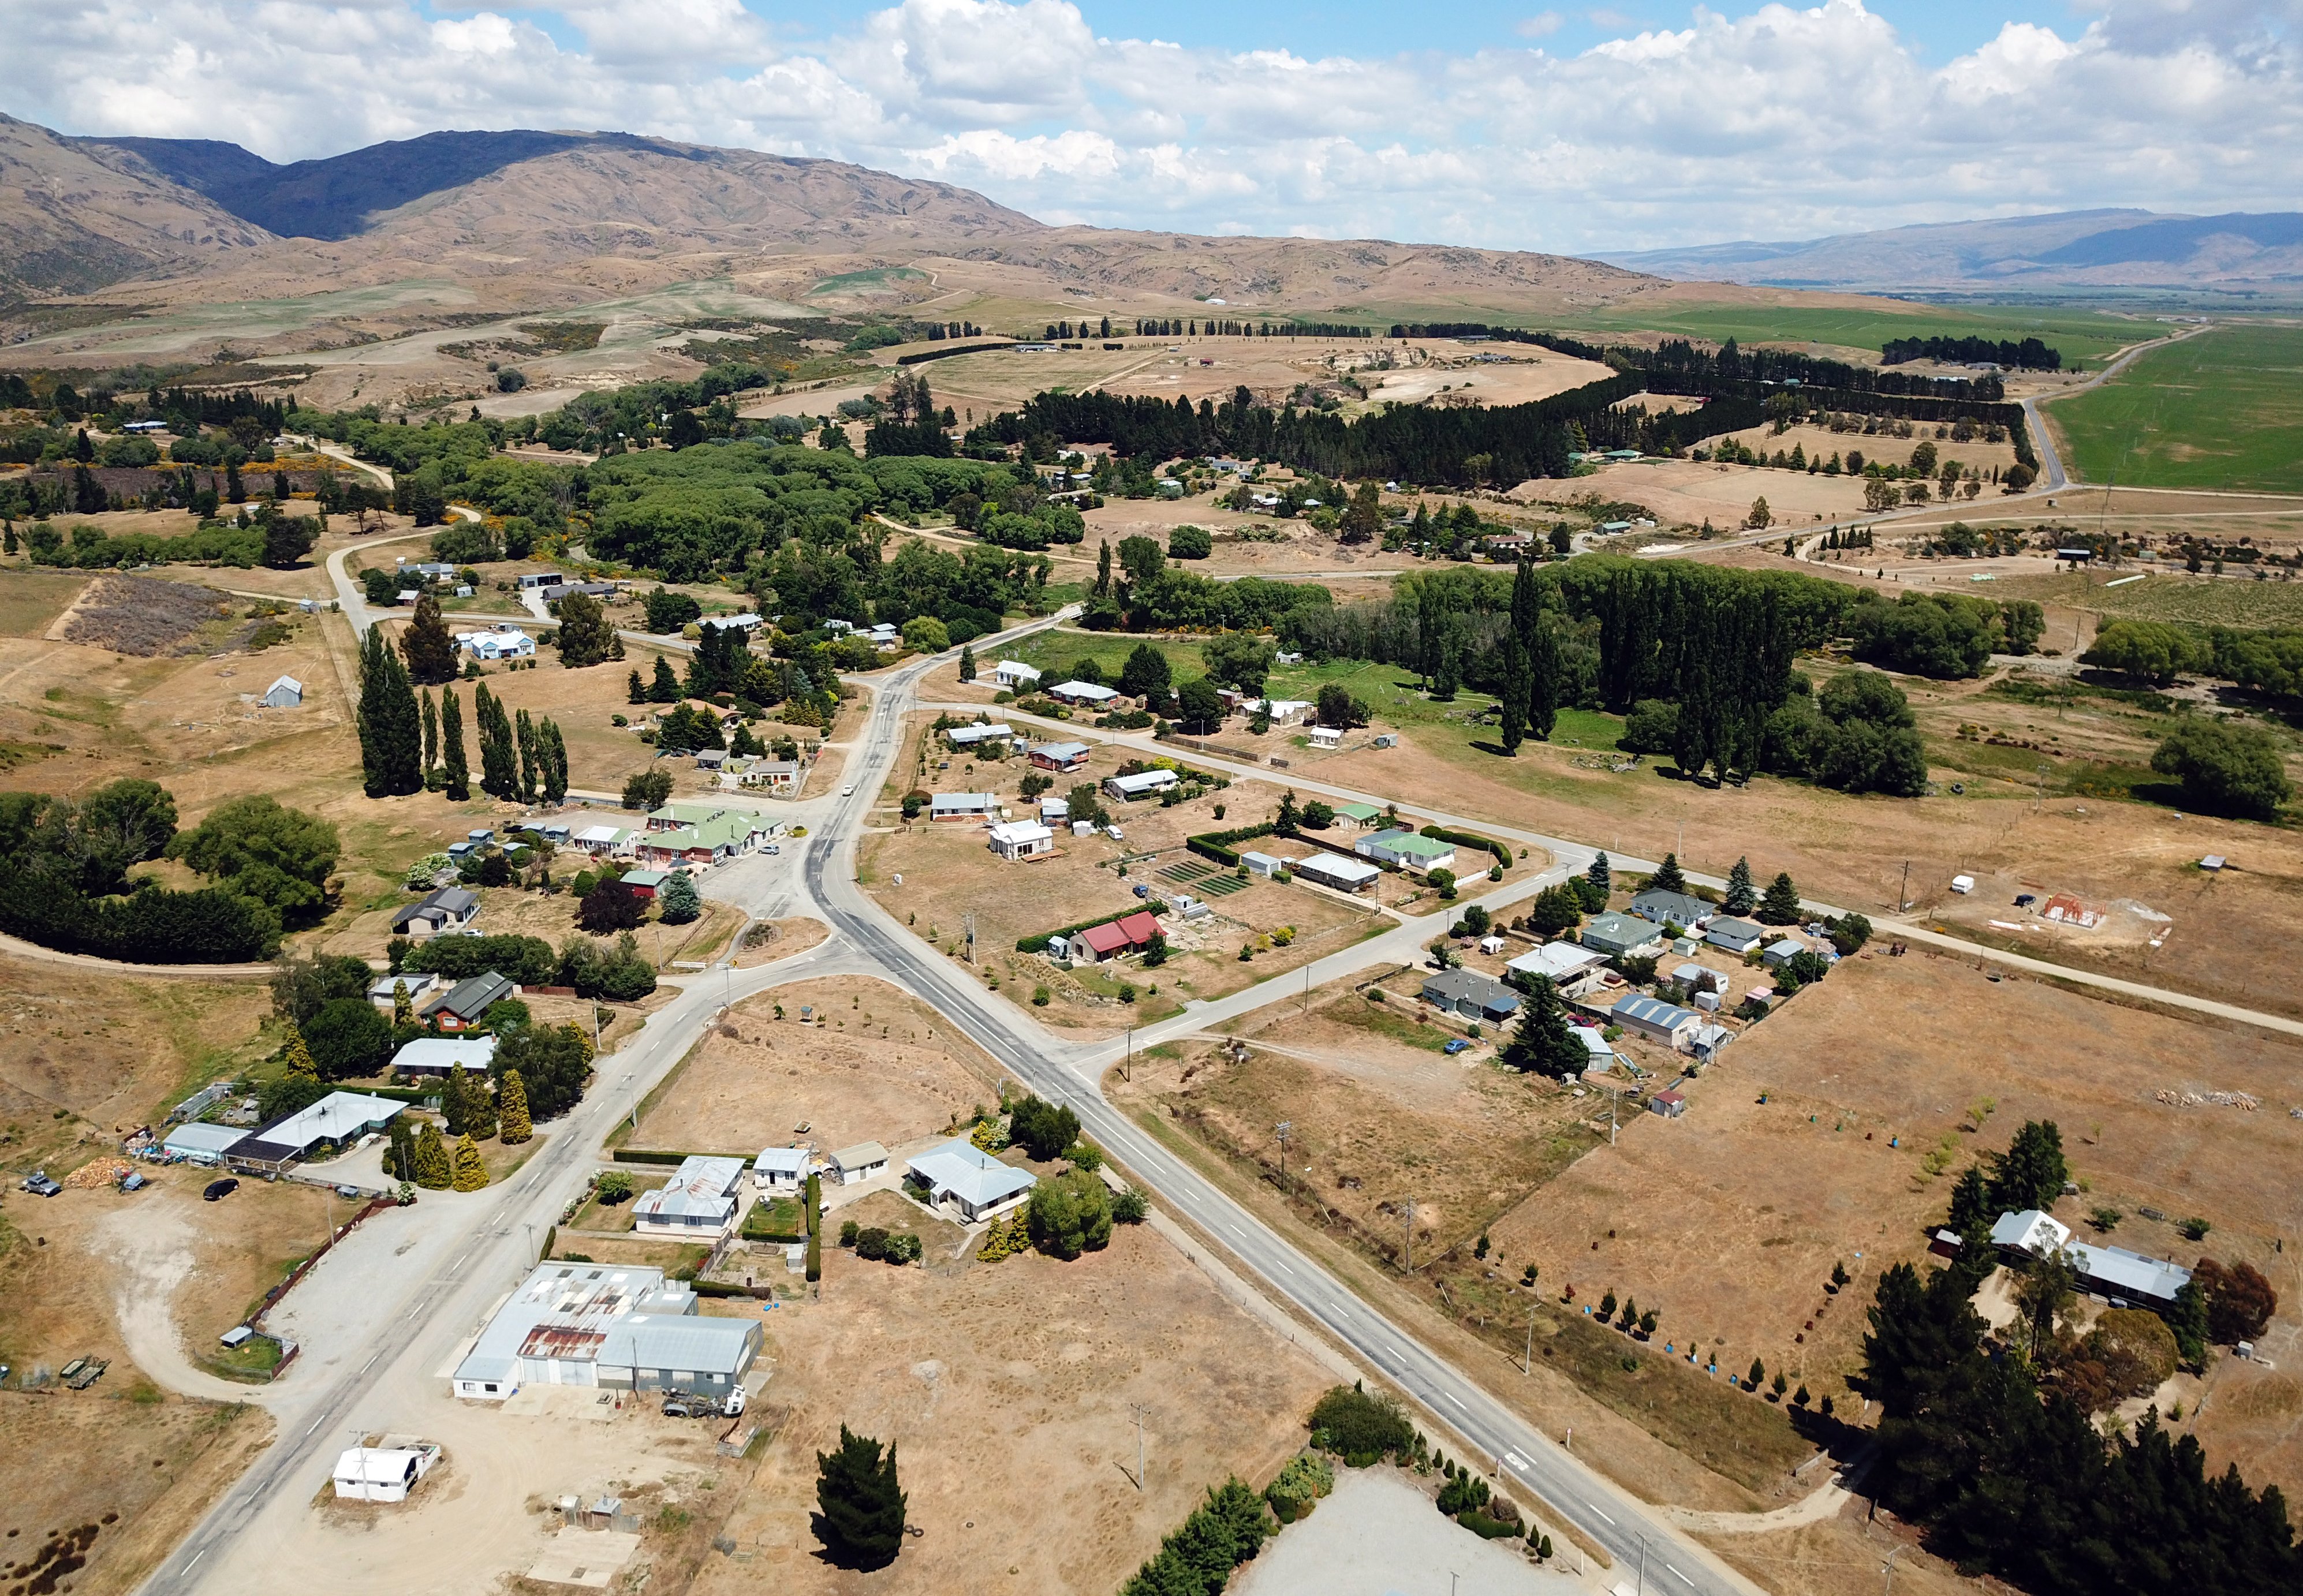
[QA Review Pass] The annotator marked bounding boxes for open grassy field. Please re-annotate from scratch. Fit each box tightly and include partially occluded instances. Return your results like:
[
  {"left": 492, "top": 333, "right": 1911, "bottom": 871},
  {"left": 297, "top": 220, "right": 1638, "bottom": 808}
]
[
  {"left": 1566, "top": 300, "right": 2153, "bottom": 367},
  {"left": 1991, "top": 566, "right": 2303, "bottom": 628},
  {"left": 2048, "top": 324, "right": 2303, "bottom": 494}
]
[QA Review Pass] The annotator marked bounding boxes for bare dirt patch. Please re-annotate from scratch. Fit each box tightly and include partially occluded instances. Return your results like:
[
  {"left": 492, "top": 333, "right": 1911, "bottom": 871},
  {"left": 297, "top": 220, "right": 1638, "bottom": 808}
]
[
  {"left": 625, "top": 977, "right": 1006, "bottom": 1158},
  {"left": 688, "top": 1222, "right": 1332, "bottom": 1596},
  {"left": 732, "top": 917, "right": 831, "bottom": 967}
]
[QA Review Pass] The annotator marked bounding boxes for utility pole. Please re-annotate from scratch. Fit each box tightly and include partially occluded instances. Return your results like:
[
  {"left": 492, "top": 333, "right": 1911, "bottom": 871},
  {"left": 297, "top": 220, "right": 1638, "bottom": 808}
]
[
  {"left": 1898, "top": 859, "right": 1910, "bottom": 914},
  {"left": 1404, "top": 1198, "right": 1415, "bottom": 1273},
  {"left": 1275, "top": 1120, "right": 1292, "bottom": 1176},
  {"left": 1524, "top": 1304, "right": 1536, "bottom": 1375},
  {"left": 1129, "top": 1403, "right": 1149, "bottom": 1491},
  {"left": 2036, "top": 760, "right": 2051, "bottom": 812}
]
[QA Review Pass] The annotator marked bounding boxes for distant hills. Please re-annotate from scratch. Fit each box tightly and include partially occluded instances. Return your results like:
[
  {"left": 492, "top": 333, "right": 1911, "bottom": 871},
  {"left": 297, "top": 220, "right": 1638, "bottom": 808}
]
[
  {"left": 0, "top": 113, "right": 1645, "bottom": 326},
  {"left": 1599, "top": 209, "right": 2303, "bottom": 291}
]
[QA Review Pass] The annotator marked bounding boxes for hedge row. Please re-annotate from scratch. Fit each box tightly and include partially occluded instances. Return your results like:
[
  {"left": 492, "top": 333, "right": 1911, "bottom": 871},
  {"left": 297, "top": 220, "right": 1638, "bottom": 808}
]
[
  {"left": 1017, "top": 899, "right": 1172, "bottom": 954},
  {"left": 612, "top": 1148, "right": 753, "bottom": 1165},
  {"left": 1420, "top": 824, "right": 1512, "bottom": 870},
  {"left": 1186, "top": 821, "right": 1276, "bottom": 867}
]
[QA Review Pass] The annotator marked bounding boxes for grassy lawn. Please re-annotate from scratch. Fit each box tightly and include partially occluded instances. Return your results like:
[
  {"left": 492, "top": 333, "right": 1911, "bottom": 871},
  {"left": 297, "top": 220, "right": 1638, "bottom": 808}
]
[
  {"left": 199, "top": 1333, "right": 285, "bottom": 1384},
  {"left": 1563, "top": 301, "right": 2152, "bottom": 367},
  {"left": 0, "top": 569, "right": 89, "bottom": 638},
  {"left": 2047, "top": 323, "right": 2303, "bottom": 494},
  {"left": 997, "top": 627, "right": 1209, "bottom": 683},
  {"left": 742, "top": 1194, "right": 807, "bottom": 1241}
]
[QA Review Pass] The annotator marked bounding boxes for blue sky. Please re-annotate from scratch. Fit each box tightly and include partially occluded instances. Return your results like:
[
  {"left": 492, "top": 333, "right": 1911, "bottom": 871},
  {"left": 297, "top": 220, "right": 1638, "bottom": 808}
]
[{"left": 5, "top": 0, "right": 2295, "bottom": 252}]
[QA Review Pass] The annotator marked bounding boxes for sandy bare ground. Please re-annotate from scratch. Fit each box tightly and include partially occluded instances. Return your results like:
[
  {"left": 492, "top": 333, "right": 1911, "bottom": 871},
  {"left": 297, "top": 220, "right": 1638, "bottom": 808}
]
[{"left": 89, "top": 1204, "right": 273, "bottom": 1404}]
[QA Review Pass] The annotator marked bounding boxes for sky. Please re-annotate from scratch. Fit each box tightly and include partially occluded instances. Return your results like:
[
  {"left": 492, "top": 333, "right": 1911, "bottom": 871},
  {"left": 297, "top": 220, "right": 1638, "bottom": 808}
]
[{"left": 2, "top": 0, "right": 2297, "bottom": 253}]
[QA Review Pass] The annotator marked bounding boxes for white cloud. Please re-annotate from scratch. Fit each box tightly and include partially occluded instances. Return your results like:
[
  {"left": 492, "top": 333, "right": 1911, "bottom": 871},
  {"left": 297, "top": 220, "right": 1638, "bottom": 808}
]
[{"left": 0, "top": 0, "right": 2295, "bottom": 252}]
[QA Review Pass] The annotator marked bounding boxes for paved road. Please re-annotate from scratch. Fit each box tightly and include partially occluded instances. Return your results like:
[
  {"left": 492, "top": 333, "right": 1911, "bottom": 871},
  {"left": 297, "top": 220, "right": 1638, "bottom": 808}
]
[
  {"left": 800, "top": 652, "right": 1759, "bottom": 1596},
  {"left": 2023, "top": 326, "right": 2202, "bottom": 491}
]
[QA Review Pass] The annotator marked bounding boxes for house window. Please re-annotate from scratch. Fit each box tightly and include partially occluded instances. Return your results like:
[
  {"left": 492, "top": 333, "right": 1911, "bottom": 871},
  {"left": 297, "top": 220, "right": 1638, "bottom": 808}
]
[{"left": 484, "top": 1383, "right": 499, "bottom": 1393}]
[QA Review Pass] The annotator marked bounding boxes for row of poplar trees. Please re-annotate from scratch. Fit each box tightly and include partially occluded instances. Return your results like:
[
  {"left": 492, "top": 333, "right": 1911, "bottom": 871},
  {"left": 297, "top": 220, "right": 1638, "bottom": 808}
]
[{"left": 359, "top": 626, "right": 568, "bottom": 802}]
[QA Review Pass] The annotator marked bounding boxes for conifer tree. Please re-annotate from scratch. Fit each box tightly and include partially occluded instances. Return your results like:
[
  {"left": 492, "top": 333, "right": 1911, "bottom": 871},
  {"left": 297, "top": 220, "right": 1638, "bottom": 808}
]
[
  {"left": 812, "top": 1426, "right": 906, "bottom": 1570},
  {"left": 439, "top": 684, "right": 471, "bottom": 801},
  {"left": 627, "top": 667, "right": 646, "bottom": 704},
  {"left": 1094, "top": 539, "right": 1113, "bottom": 598},
  {"left": 1649, "top": 852, "right": 1686, "bottom": 894},
  {"left": 400, "top": 591, "right": 457, "bottom": 684},
  {"left": 958, "top": 642, "right": 976, "bottom": 682},
  {"left": 475, "top": 683, "right": 518, "bottom": 799},
  {"left": 649, "top": 656, "right": 681, "bottom": 703},
  {"left": 515, "top": 707, "right": 540, "bottom": 802},
  {"left": 1501, "top": 975, "right": 1589, "bottom": 1078},
  {"left": 555, "top": 590, "right": 616, "bottom": 667},
  {"left": 357, "top": 623, "right": 423, "bottom": 798},
  {"left": 1724, "top": 857, "right": 1757, "bottom": 915},
  {"left": 420, "top": 689, "right": 439, "bottom": 779},
  {"left": 498, "top": 1068, "right": 532, "bottom": 1144},
  {"left": 1759, "top": 870, "right": 1802, "bottom": 925},
  {"left": 1587, "top": 851, "right": 1611, "bottom": 893},
  {"left": 539, "top": 717, "right": 569, "bottom": 803},
  {"left": 450, "top": 1132, "right": 490, "bottom": 1191},
  {"left": 391, "top": 980, "right": 413, "bottom": 1026},
  {"left": 412, "top": 1121, "right": 452, "bottom": 1188}
]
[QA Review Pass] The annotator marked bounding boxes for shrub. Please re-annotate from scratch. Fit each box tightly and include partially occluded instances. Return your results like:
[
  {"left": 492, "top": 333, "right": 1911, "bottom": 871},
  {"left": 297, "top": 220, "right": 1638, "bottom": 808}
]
[
  {"left": 1025, "top": 1167, "right": 1113, "bottom": 1258},
  {"left": 1307, "top": 1384, "right": 1414, "bottom": 1466},
  {"left": 2151, "top": 719, "right": 2291, "bottom": 820}
]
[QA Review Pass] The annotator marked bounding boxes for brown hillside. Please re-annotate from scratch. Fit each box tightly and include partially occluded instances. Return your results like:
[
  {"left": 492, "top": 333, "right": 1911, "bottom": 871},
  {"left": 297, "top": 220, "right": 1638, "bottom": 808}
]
[{"left": 0, "top": 113, "right": 271, "bottom": 297}]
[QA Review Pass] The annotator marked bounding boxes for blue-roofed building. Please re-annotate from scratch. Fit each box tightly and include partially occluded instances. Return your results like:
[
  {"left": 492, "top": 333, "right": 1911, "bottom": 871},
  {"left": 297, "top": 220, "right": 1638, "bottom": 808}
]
[
  {"left": 904, "top": 1136, "right": 1037, "bottom": 1222},
  {"left": 1610, "top": 992, "right": 1704, "bottom": 1051}
]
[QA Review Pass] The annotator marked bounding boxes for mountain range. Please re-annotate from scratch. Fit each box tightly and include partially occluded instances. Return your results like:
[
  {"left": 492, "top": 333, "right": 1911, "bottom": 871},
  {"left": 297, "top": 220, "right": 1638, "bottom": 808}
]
[
  {"left": 1600, "top": 209, "right": 2303, "bottom": 290},
  {"left": 0, "top": 113, "right": 1658, "bottom": 332}
]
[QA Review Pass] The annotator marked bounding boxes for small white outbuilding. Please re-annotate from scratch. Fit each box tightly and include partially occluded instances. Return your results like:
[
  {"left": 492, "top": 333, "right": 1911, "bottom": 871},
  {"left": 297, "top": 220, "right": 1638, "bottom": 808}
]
[
  {"left": 260, "top": 675, "right": 303, "bottom": 708},
  {"left": 333, "top": 1444, "right": 441, "bottom": 1502}
]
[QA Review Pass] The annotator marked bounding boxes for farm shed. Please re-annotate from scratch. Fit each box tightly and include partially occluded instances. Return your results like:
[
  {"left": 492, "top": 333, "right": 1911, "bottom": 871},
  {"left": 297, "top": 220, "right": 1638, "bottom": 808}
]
[
  {"left": 827, "top": 1142, "right": 890, "bottom": 1184},
  {"left": 260, "top": 674, "right": 303, "bottom": 708},
  {"left": 333, "top": 1445, "right": 441, "bottom": 1503},
  {"left": 1609, "top": 993, "right": 1703, "bottom": 1051}
]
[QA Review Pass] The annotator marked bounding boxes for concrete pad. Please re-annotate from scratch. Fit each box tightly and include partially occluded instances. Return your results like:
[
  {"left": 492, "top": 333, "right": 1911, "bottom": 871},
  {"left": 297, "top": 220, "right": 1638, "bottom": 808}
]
[
  {"left": 527, "top": 1528, "right": 640, "bottom": 1588},
  {"left": 1230, "top": 1467, "right": 1582, "bottom": 1596}
]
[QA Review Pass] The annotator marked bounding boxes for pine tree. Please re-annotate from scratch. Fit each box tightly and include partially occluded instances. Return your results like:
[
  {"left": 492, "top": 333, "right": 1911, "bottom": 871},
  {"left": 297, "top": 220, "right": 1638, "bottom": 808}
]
[
  {"left": 450, "top": 1132, "right": 490, "bottom": 1191},
  {"left": 1947, "top": 1164, "right": 1992, "bottom": 1243},
  {"left": 1526, "top": 592, "right": 1559, "bottom": 743},
  {"left": 357, "top": 624, "right": 423, "bottom": 797},
  {"left": 627, "top": 667, "right": 646, "bottom": 704},
  {"left": 440, "top": 685, "right": 471, "bottom": 801},
  {"left": 1501, "top": 976, "right": 1589, "bottom": 1079},
  {"left": 400, "top": 592, "right": 457, "bottom": 684},
  {"left": 420, "top": 689, "right": 439, "bottom": 779},
  {"left": 1648, "top": 853, "right": 1686, "bottom": 894},
  {"left": 658, "top": 872, "right": 701, "bottom": 924},
  {"left": 1724, "top": 857, "right": 1757, "bottom": 915},
  {"left": 1759, "top": 870, "right": 1802, "bottom": 925},
  {"left": 812, "top": 1426, "right": 907, "bottom": 1570},
  {"left": 1587, "top": 851, "right": 1610, "bottom": 893},
  {"left": 413, "top": 1121, "right": 453, "bottom": 1188},
  {"left": 649, "top": 655, "right": 681, "bottom": 702},
  {"left": 958, "top": 642, "right": 976, "bottom": 682},
  {"left": 555, "top": 590, "right": 616, "bottom": 667},
  {"left": 498, "top": 1068, "right": 532, "bottom": 1144}
]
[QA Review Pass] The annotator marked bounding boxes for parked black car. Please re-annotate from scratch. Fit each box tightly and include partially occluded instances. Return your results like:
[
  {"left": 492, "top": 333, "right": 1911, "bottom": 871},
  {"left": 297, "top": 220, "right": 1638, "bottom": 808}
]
[{"left": 203, "top": 1178, "right": 240, "bottom": 1202}]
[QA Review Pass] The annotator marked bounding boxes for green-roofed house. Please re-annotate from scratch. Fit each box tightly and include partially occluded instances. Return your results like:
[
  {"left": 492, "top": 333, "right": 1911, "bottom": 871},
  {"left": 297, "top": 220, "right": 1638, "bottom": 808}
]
[
  {"left": 637, "top": 812, "right": 766, "bottom": 868},
  {"left": 1334, "top": 802, "right": 1383, "bottom": 828},
  {"left": 647, "top": 801, "right": 734, "bottom": 832},
  {"left": 1353, "top": 828, "right": 1458, "bottom": 876}
]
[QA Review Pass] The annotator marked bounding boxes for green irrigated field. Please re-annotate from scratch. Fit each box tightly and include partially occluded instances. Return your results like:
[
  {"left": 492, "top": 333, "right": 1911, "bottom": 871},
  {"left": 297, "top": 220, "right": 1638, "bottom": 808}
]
[
  {"left": 1562, "top": 301, "right": 2151, "bottom": 367},
  {"left": 2046, "top": 324, "right": 2303, "bottom": 495}
]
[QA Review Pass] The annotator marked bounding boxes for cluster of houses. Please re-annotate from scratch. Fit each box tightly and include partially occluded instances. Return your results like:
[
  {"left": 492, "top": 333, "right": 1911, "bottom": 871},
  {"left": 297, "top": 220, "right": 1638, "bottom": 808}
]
[
  {"left": 160, "top": 1089, "right": 405, "bottom": 1176},
  {"left": 514, "top": 570, "right": 621, "bottom": 605},
  {"left": 548, "top": 801, "right": 784, "bottom": 870},
  {"left": 363, "top": 968, "right": 522, "bottom": 1034}
]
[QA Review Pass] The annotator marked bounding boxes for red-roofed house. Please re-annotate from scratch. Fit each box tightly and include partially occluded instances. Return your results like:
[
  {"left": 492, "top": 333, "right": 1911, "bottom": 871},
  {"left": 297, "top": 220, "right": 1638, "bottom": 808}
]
[{"left": 1072, "top": 910, "right": 1161, "bottom": 964}]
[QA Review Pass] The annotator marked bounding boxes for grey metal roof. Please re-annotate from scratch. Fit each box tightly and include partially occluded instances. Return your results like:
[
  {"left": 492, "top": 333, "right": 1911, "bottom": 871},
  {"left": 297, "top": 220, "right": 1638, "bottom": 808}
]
[
  {"left": 163, "top": 1122, "right": 246, "bottom": 1156},
  {"left": 433, "top": 971, "right": 515, "bottom": 1019},
  {"left": 906, "top": 1137, "right": 1037, "bottom": 1208},
  {"left": 1422, "top": 969, "right": 1520, "bottom": 1011},
  {"left": 599, "top": 1314, "right": 759, "bottom": 1376},
  {"left": 454, "top": 1263, "right": 666, "bottom": 1387},
  {"left": 1629, "top": 889, "right": 1710, "bottom": 927},
  {"left": 1612, "top": 993, "right": 1701, "bottom": 1030},
  {"left": 1706, "top": 917, "right": 1766, "bottom": 945},
  {"left": 828, "top": 1141, "right": 889, "bottom": 1171}
]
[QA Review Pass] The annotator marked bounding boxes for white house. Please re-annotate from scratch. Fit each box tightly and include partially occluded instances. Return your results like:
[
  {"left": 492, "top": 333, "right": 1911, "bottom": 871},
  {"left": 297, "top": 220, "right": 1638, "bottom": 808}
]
[
  {"left": 1305, "top": 725, "right": 1344, "bottom": 749},
  {"left": 988, "top": 820, "right": 1055, "bottom": 861},
  {"left": 1291, "top": 852, "right": 1382, "bottom": 893},
  {"left": 1242, "top": 698, "right": 1312, "bottom": 726},
  {"left": 390, "top": 1035, "right": 498, "bottom": 1079},
  {"left": 457, "top": 628, "right": 536, "bottom": 661},
  {"left": 993, "top": 660, "right": 1043, "bottom": 689},
  {"left": 929, "top": 792, "right": 998, "bottom": 822},
  {"left": 1507, "top": 941, "right": 1610, "bottom": 993},
  {"left": 628, "top": 1156, "right": 749, "bottom": 1238},
  {"left": 699, "top": 613, "right": 766, "bottom": 633},
  {"left": 260, "top": 674, "right": 303, "bottom": 708},
  {"left": 753, "top": 1147, "right": 809, "bottom": 1191},
  {"left": 570, "top": 823, "right": 637, "bottom": 858},
  {"left": 946, "top": 722, "right": 1015, "bottom": 748},
  {"left": 1102, "top": 768, "right": 1178, "bottom": 801},
  {"left": 1705, "top": 917, "right": 1767, "bottom": 955},
  {"left": 368, "top": 970, "right": 442, "bottom": 1012},
  {"left": 904, "top": 1136, "right": 1037, "bottom": 1221},
  {"left": 332, "top": 1444, "right": 441, "bottom": 1503}
]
